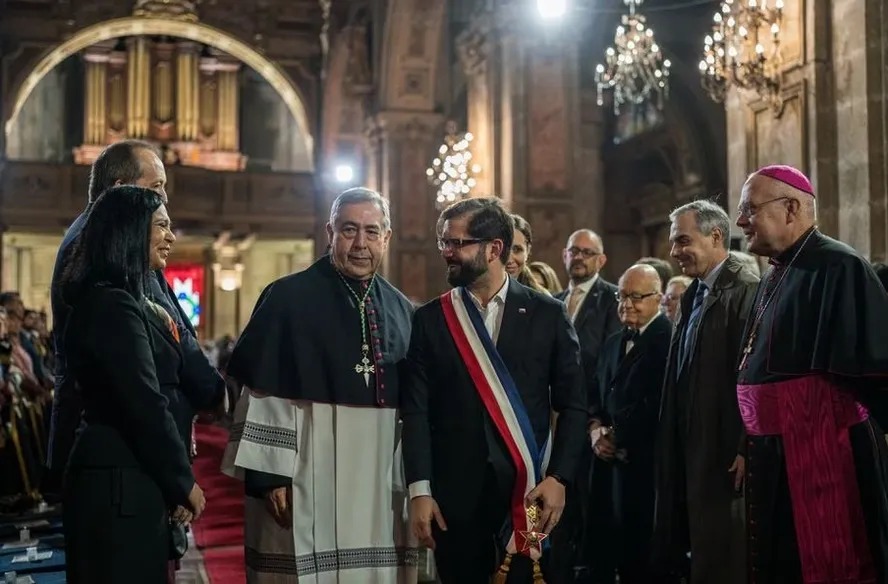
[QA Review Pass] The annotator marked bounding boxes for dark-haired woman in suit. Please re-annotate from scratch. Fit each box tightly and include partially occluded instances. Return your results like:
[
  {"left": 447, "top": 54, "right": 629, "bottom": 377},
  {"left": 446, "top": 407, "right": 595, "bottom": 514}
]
[{"left": 58, "top": 185, "right": 206, "bottom": 583}]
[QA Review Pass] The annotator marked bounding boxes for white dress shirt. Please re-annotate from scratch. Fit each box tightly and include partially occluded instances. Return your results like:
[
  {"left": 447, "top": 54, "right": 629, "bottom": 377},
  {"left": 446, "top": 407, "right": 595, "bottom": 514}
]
[{"left": 408, "top": 276, "right": 510, "bottom": 500}]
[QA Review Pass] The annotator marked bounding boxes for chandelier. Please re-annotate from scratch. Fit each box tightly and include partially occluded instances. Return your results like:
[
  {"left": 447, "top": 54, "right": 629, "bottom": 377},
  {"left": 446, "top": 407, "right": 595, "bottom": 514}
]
[
  {"left": 426, "top": 121, "right": 481, "bottom": 209},
  {"left": 595, "top": 0, "right": 671, "bottom": 115},
  {"left": 699, "top": 0, "right": 784, "bottom": 112}
]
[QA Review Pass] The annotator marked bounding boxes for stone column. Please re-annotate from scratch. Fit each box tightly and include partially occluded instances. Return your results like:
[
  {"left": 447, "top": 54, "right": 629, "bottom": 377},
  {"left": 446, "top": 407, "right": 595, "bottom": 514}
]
[
  {"left": 126, "top": 37, "right": 151, "bottom": 138},
  {"left": 454, "top": 7, "right": 596, "bottom": 270},
  {"left": 368, "top": 110, "right": 443, "bottom": 302},
  {"left": 724, "top": 0, "right": 888, "bottom": 259},
  {"left": 456, "top": 19, "right": 496, "bottom": 199}
]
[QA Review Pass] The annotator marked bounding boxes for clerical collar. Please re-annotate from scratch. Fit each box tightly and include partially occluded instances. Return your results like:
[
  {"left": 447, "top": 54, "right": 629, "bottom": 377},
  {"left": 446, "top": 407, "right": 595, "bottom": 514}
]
[{"left": 771, "top": 226, "right": 817, "bottom": 266}]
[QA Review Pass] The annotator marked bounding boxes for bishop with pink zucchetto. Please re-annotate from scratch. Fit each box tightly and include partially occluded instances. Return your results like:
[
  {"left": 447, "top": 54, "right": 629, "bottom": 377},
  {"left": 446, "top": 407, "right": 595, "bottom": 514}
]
[{"left": 735, "top": 164, "right": 888, "bottom": 583}]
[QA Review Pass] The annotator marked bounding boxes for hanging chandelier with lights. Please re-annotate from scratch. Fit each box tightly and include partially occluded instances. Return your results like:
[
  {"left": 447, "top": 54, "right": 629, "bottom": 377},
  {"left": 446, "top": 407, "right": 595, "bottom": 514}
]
[
  {"left": 595, "top": 0, "right": 671, "bottom": 115},
  {"left": 699, "top": 0, "right": 784, "bottom": 112},
  {"left": 426, "top": 121, "right": 481, "bottom": 209}
]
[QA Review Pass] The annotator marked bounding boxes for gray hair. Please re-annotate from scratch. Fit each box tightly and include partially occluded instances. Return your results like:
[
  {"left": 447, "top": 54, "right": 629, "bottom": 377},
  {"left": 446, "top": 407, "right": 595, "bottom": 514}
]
[
  {"left": 329, "top": 187, "right": 391, "bottom": 230},
  {"left": 666, "top": 275, "right": 693, "bottom": 289},
  {"left": 669, "top": 199, "right": 731, "bottom": 250}
]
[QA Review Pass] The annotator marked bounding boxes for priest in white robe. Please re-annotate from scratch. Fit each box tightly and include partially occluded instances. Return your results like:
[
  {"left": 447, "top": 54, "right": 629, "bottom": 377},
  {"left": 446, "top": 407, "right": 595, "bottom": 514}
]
[{"left": 221, "top": 188, "right": 418, "bottom": 583}]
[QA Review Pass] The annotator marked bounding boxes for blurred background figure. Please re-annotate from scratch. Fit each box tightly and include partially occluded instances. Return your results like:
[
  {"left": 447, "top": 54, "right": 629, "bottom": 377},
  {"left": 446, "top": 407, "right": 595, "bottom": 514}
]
[{"left": 660, "top": 275, "right": 692, "bottom": 323}]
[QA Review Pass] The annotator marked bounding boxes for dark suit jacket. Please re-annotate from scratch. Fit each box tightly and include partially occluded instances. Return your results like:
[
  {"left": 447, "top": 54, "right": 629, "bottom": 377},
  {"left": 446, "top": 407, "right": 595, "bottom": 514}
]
[
  {"left": 400, "top": 281, "right": 588, "bottom": 524},
  {"left": 47, "top": 210, "right": 223, "bottom": 474},
  {"left": 653, "top": 254, "right": 758, "bottom": 580},
  {"left": 556, "top": 277, "right": 621, "bottom": 410},
  {"left": 592, "top": 313, "right": 671, "bottom": 455},
  {"left": 64, "top": 285, "right": 194, "bottom": 507}
]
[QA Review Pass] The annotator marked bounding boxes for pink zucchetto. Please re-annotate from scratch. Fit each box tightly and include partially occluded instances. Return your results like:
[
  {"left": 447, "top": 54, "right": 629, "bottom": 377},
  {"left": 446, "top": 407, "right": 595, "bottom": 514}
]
[{"left": 754, "top": 164, "right": 815, "bottom": 197}]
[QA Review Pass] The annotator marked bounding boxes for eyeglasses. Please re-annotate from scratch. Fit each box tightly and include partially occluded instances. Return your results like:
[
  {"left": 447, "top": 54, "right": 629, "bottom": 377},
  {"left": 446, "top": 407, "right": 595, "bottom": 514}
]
[
  {"left": 566, "top": 247, "right": 602, "bottom": 259},
  {"left": 737, "top": 196, "right": 791, "bottom": 218},
  {"left": 615, "top": 291, "right": 659, "bottom": 303},
  {"left": 437, "top": 238, "right": 491, "bottom": 251}
]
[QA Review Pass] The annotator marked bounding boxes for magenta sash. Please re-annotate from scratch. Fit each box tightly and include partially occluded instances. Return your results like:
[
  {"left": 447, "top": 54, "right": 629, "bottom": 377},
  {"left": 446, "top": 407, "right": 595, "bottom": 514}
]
[{"left": 737, "top": 376, "right": 876, "bottom": 583}]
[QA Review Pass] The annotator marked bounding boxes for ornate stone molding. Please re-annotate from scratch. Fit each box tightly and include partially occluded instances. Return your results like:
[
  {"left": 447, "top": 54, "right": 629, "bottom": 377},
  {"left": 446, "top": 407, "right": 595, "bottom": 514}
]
[
  {"left": 132, "top": 0, "right": 199, "bottom": 22},
  {"left": 455, "top": 18, "right": 493, "bottom": 78},
  {"left": 371, "top": 110, "right": 443, "bottom": 144}
]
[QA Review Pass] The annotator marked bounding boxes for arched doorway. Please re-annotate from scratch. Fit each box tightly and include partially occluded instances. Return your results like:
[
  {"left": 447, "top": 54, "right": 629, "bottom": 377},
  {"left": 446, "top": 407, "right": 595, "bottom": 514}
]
[{"left": 3, "top": 16, "right": 314, "bottom": 165}]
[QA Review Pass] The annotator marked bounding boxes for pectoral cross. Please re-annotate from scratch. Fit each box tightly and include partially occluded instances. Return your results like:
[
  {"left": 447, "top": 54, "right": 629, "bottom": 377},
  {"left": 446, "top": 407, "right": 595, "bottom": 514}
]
[
  {"left": 354, "top": 344, "right": 375, "bottom": 385},
  {"left": 739, "top": 335, "right": 755, "bottom": 371}
]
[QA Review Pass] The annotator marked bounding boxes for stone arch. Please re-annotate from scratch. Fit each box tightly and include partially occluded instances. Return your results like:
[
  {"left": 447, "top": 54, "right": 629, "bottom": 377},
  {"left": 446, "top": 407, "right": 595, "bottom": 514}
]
[
  {"left": 3, "top": 16, "right": 314, "bottom": 166},
  {"left": 377, "top": 0, "right": 446, "bottom": 112}
]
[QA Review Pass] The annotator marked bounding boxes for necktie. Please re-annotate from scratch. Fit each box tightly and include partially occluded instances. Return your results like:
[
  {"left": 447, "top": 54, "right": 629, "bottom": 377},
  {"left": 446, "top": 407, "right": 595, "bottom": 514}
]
[
  {"left": 680, "top": 281, "right": 707, "bottom": 366},
  {"left": 622, "top": 328, "right": 639, "bottom": 343},
  {"left": 622, "top": 327, "right": 639, "bottom": 355},
  {"left": 567, "top": 286, "right": 584, "bottom": 317}
]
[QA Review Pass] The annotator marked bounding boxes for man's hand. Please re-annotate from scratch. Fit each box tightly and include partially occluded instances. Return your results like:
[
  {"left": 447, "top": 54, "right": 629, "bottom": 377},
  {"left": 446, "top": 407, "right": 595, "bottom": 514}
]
[
  {"left": 171, "top": 505, "right": 193, "bottom": 525},
  {"left": 187, "top": 483, "right": 206, "bottom": 520},
  {"left": 265, "top": 486, "right": 292, "bottom": 529},
  {"left": 592, "top": 432, "right": 617, "bottom": 461},
  {"left": 410, "top": 496, "right": 447, "bottom": 550},
  {"left": 728, "top": 454, "right": 745, "bottom": 492},
  {"left": 525, "top": 476, "right": 565, "bottom": 534}
]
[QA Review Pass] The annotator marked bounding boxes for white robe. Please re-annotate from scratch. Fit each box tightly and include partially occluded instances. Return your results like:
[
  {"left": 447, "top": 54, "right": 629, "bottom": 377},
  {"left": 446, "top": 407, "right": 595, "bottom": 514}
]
[{"left": 222, "top": 389, "right": 418, "bottom": 583}]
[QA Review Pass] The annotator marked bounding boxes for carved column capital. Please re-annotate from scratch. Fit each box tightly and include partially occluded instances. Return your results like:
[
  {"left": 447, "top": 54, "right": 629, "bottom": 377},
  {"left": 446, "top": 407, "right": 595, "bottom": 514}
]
[
  {"left": 456, "top": 16, "right": 494, "bottom": 78},
  {"left": 372, "top": 110, "right": 444, "bottom": 145}
]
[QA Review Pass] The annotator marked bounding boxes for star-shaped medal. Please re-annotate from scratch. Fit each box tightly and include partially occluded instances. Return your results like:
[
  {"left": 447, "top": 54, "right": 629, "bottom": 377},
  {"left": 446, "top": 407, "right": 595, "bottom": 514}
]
[{"left": 518, "top": 529, "right": 548, "bottom": 552}]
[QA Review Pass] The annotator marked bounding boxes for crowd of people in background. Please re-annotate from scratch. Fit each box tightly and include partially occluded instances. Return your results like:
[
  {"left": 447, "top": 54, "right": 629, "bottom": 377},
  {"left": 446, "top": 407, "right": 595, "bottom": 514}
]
[{"left": 0, "top": 292, "right": 55, "bottom": 511}]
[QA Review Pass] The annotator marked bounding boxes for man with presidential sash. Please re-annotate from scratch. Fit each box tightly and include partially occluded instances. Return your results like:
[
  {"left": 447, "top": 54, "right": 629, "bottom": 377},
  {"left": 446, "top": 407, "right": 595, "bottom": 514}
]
[{"left": 400, "top": 198, "right": 587, "bottom": 583}]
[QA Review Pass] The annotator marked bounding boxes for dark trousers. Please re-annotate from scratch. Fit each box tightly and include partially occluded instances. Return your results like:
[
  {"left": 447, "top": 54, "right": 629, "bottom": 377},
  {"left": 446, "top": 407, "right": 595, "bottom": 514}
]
[
  {"left": 434, "top": 466, "right": 551, "bottom": 584},
  {"left": 583, "top": 459, "right": 659, "bottom": 584},
  {"left": 64, "top": 465, "right": 170, "bottom": 584}
]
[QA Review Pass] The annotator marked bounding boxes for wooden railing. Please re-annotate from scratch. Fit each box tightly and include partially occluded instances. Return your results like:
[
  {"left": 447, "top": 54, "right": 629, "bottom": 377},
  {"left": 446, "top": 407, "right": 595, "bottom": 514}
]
[{"left": 0, "top": 160, "right": 318, "bottom": 236}]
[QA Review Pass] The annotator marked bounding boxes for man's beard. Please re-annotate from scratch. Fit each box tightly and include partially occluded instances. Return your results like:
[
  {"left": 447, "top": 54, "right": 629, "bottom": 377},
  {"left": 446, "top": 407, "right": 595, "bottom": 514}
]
[{"left": 446, "top": 251, "right": 487, "bottom": 287}]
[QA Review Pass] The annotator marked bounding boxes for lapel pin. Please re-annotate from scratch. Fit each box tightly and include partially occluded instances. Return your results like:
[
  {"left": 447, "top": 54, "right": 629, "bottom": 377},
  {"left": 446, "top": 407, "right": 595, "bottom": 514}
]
[{"left": 518, "top": 308, "right": 527, "bottom": 314}]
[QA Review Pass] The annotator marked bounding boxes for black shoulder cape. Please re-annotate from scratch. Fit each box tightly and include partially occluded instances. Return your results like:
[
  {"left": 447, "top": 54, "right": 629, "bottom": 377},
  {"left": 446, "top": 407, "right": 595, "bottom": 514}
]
[
  {"left": 226, "top": 256, "right": 414, "bottom": 408},
  {"left": 740, "top": 229, "right": 888, "bottom": 382}
]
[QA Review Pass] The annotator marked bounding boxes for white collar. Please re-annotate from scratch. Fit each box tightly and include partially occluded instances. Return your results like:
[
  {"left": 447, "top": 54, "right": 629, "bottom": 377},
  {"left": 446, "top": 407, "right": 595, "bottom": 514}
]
[
  {"left": 467, "top": 274, "right": 509, "bottom": 310},
  {"left": 633, "top": 311, "right": 663, "bottom": 336}
]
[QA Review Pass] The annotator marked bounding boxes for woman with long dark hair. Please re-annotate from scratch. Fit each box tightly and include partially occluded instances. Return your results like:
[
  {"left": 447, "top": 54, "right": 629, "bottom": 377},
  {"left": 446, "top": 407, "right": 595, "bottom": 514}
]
[{"left": 58, "top": 185, "right": 206, "bottom": 583}]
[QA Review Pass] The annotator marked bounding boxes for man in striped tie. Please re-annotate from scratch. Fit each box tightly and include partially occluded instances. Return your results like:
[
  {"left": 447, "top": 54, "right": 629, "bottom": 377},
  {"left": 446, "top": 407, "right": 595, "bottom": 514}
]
[{"left": 652, "top": 199, "right": 759, "bottom": 584}]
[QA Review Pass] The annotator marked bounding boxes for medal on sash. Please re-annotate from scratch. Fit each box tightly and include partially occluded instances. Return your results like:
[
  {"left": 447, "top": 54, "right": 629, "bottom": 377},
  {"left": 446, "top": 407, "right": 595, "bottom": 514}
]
[{"left": 441, "top": 287, "right": 551, "bottom": 582}]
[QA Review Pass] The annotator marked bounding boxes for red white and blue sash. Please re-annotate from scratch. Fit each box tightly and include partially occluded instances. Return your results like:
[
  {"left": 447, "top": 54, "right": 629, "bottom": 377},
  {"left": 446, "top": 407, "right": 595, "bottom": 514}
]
[{"left": 440, "top": 286, "right": 551, "bottom": 558}]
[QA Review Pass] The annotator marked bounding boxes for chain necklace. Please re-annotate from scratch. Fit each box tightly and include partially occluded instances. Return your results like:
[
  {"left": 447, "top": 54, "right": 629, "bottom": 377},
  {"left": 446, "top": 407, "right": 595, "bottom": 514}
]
[
  {"left": 336, "top": 271, "right": 377, "bottom": 384},
  {"left": 738, "top": 228, "right": 817, "bottom": 371}
]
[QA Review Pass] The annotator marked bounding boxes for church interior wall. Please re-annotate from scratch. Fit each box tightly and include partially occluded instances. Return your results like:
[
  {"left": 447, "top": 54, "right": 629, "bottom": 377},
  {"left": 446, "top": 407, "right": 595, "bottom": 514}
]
[
  {"left": 1, "top": 232, "right": 63, "bottom": 326},
  {"left": 240, "top": 67, "right": 314, "bottom": 173},
  {"left": 5, "top": 62, "right": 74, "bottom": 163},
  {"left": 725, "top": 0, "right": 888, "bottom": 262}
]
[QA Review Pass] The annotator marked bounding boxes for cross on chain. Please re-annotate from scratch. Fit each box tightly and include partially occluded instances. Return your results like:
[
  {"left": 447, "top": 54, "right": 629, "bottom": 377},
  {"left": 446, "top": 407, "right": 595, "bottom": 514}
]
[{"left": 354, "top": 344, "right": 376, "bottom": 385}]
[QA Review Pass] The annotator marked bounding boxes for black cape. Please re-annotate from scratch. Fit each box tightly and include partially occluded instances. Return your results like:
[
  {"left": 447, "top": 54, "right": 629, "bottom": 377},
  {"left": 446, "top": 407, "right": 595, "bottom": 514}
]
[
  {"left": 226, "top": 256, "right": 414, "bottom": 408},
  {"left": 739, "top": 228, "right": 888, "bottom": 581},
  {"left": 738, "top": 228, "right": 888, "bottom": 421}
]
